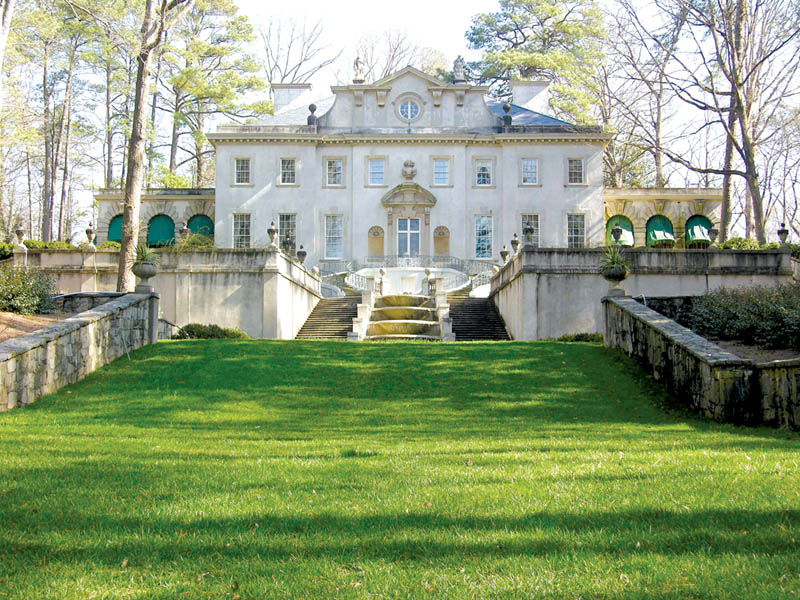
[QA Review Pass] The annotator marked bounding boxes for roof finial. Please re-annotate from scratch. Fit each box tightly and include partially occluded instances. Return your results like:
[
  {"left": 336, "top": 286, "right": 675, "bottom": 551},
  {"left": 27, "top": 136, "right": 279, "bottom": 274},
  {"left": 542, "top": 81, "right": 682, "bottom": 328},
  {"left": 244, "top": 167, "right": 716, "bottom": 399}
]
[{"left": 453, "top": 55, "right": 466, "bottom": 83}]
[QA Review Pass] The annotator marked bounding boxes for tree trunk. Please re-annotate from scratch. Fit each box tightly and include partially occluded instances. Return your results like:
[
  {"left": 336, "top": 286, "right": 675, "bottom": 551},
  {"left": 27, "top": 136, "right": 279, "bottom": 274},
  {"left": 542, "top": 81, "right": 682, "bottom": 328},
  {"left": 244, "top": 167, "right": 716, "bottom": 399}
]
[
  {"left": 118, "top": 0, "right": 192, "bottom": 291},
  {"left": 169, "top": 90, "right": 180, "bottom": 173},
  {"left": 26, "top": 149, "right": 32, "bottom": 236},
  {"left": 0, "top": 0, "right": 16, "bottom": 117},
  {"left": 105, "top": 60, "right": 114, "bottom": 188},
  {"left": 720, "top": 102, "right": 738, "bottom": 243},
  {"left": 57, "top": 45, "right": 76, "bottom": 240},
  {"left": 41, "top": 44, "right": 53, "bottom": 242}
]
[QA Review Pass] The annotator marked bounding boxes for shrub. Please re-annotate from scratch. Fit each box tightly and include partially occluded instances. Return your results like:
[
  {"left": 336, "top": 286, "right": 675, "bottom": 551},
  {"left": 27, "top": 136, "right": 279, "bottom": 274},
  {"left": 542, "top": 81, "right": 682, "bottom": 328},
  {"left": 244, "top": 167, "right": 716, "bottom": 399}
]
[
  {"left": 688, "top": 282, "right": 800, "bottom": 350},
  {"left": 555, "top": 332, "right": 604, "bottom": 342},
  {"left": 719, "top": 237, "right": 760, "bottom": 250},
  {"left": 97, "top": 241, "right": 121, "bottom": 250},
  {"left": 0, "top": 266, "right": 56, "bottom": 314},
  {"left": 172, "top": 323, "right": 249, "bottom": 339},
  {"left": 173, "top": 233, "right": 215, "bottom": 251},
  {"left": 0, "top": 243, "right": 13, "bottom": 261},
  {"left": 23, "top": 240, "right": 77, "bottom": 250}
]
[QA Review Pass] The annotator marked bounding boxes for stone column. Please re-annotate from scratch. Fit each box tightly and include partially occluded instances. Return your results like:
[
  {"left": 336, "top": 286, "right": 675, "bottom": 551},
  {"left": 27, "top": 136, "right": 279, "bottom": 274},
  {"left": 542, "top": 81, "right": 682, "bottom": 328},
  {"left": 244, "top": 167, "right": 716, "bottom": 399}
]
[{"left": 148, "top": 293, "right": 160, "bottom": 345}]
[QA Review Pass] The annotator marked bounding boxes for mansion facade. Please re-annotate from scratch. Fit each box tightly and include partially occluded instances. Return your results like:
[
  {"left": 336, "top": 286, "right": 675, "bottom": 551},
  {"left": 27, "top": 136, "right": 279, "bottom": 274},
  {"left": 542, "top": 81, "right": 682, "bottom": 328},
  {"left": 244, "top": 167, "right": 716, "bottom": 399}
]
[{"left": 95, "top": 66, "right": 722, "bottom": 264}]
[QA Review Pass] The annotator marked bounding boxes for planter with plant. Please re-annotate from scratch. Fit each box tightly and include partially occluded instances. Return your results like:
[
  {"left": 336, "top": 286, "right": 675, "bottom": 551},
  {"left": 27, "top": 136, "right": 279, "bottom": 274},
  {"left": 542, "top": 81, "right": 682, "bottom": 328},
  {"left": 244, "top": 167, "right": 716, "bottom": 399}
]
[
  {"left": 132, "top": 244, "right": 160, "bottom": 291},
  {"left": 599, "top": 245, "right": 630, "bottom": 288}
]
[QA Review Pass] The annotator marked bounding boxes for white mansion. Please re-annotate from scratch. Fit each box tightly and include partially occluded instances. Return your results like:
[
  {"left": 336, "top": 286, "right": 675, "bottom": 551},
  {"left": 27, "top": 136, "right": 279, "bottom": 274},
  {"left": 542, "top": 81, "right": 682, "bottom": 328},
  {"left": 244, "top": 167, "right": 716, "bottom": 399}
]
[{"left": 96, "top": 65, "right": 722, "bottom": 263}]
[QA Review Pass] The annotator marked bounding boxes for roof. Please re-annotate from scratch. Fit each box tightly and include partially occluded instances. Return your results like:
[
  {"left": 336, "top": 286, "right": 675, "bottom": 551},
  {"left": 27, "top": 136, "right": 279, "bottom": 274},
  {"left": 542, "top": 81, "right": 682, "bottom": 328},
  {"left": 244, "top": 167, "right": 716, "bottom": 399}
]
[{"left": 486, "top": 100, "right": 574, "bottom": 127}]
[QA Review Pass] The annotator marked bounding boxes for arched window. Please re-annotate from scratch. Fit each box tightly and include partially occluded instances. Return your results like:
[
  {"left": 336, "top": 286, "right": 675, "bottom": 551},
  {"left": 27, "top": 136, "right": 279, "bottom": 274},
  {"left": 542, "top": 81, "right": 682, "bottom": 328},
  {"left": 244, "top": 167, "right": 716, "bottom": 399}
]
[
  {"left": 605, "top": 215, "right": 634, "bottom": 247},
  {"left": 147, "top": 215, "right": 175, "bottom": 247},
  {"left": 107, "top": 214, "right": 123, "bottom": 243},
  {"left": 646, "top": 215, "right": 675, "bottom": 248},
  {"left": 187, "top": 214, "right": 214, "bottom": 237},
  {"left": 685, "top": 215, "right": 713, "bottom": 248}
]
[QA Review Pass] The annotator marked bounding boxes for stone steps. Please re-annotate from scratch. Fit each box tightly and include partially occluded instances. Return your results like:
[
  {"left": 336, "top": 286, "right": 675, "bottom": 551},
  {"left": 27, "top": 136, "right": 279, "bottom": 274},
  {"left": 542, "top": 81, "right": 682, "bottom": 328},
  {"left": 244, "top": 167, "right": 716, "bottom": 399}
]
[
  {"left": 447, "top": 295, "right": 510, "bottom": 341},
  {"left": 295, "top": 297, "right": 360, "bottom": 339}
]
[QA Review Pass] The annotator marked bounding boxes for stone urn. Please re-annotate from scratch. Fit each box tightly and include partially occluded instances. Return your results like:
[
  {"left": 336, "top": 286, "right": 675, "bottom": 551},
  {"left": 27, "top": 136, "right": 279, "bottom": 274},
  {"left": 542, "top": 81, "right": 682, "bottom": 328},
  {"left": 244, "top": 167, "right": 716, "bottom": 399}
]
[
  {"left": 600, "top": 264, "right": 629, "bottom": 283},
  {"left": 296, "top": 245, "right": 307, "bottom": 264},
  {"left": 133, "top": 262, "right": 158, "bottom": 293}
]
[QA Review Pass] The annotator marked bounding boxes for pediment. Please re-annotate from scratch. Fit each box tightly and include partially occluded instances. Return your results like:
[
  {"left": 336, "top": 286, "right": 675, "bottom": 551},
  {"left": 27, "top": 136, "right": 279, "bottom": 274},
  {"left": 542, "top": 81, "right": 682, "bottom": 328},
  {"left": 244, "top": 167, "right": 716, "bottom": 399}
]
[
  {"left": 381, "top": 183, "right": 437, "bottom": 208},
  {"left": 370, "top": 66, "right": 448, "bottom": 89}
]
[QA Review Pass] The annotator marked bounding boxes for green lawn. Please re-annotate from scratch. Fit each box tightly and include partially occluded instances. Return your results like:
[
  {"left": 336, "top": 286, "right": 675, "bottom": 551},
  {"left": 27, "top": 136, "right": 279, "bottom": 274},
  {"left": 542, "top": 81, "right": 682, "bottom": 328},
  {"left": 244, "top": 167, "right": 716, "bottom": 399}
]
[{"left": 0, "top": 340, "right": 798, "bottom": 599}]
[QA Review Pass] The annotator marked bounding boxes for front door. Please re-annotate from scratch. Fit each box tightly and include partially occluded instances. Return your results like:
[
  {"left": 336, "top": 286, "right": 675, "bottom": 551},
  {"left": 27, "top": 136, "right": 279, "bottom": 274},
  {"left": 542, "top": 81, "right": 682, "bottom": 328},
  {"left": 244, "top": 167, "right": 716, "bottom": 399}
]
[{"left": 398, "top": 218, "right": 420, "bottom": 256}]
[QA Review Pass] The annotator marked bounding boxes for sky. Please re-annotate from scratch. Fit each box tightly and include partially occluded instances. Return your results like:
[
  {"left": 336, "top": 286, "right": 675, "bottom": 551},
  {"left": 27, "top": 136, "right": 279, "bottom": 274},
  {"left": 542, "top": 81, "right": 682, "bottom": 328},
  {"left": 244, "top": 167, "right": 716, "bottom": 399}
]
[{"left": 234, "top": 0, "right": 494, "bottom": 88}]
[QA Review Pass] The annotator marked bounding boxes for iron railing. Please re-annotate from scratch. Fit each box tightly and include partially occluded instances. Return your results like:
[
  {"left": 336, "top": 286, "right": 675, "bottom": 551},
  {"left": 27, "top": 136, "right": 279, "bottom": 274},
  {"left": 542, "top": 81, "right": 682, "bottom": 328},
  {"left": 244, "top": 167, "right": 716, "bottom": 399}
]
[{"left": 318, "top": 255, "right": 497, "bottom": 276}]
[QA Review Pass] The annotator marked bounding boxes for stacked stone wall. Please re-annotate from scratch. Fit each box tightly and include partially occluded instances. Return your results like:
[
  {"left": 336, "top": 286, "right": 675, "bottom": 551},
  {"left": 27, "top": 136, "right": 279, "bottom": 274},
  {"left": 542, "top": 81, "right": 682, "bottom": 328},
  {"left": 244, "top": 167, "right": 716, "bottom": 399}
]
[
  {"left": 0, "top": 294, "right": 157, "bottom": 411},
  {"left": 604, "top": 296, "right": 799, "bottom": 429}
]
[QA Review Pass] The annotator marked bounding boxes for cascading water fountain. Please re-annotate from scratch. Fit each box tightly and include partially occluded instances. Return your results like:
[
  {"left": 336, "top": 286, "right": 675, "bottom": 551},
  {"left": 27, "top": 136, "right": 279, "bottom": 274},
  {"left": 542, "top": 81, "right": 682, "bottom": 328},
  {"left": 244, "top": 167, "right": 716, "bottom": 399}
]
[{"left": 365, "top": 294, "right": 441, "bottom": 340}]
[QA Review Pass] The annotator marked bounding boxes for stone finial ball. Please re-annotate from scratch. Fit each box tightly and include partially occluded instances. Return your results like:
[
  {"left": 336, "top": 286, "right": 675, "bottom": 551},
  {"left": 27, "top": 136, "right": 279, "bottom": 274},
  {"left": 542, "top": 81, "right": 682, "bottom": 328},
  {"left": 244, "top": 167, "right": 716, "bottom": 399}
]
[
  {"left": 309, "top": 103, "right": 317, "bottom": 113},
  {"left": 503, "top": 102, "right": 511, "bottom": 113}
]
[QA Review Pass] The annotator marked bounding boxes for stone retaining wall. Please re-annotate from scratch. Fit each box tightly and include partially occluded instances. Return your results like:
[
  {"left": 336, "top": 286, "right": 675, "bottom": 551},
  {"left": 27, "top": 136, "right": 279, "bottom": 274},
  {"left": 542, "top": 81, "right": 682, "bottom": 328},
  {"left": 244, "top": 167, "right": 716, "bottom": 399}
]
[
  {"left": 492, "top": 248, "right": 793, "bottom": 340},
  {"left": 52, "top": 292, "right": 124, "bottom": 313},
  {"left": 603, "top": 296, "right": 799, "bottom": 429},
  {"left": 0, "top": 294, "right": 159, "bottom": 411}
]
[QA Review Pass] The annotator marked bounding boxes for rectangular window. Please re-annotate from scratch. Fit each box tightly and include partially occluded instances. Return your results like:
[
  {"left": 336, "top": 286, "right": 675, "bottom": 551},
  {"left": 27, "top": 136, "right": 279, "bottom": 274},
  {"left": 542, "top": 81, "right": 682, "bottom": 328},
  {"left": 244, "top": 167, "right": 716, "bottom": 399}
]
[
  {"left": 233, "top": 214, "right": 250, "bottom": 248},
  {"left": 397, "top": 218, "right": 420, "bottom": 257},
  {"left": 280, "top": 159, "right": 296, "bottom": 184},
  {"left": 325, "top": 215, "right": 343, "bottom": 258},
  {"left": 521, "top": 158, "right": 539, "bottom": 185},
  {"left": 326, "top": 159, "right": 343, "bottom": 186},
  {"left": 476, "top": 160, "right": 492, "bottom": 186},
  {"left": 521, "top": 214, "right": 540, "bottom": 248},
  {"left": 475, "top": 215, "right": 492, "bottom": 258},
  {"left": 567, "top": 214, "right": 585, "bottom": 248},
  {"left": 279, "top": 213, "right": 296, "bottom": 254},
  {"left": 234, "top": 158, "right": 250, "bottom": 185},
  {"left": 368, "top": 159, "right": 384, "bottom": 185},
  {"left": 568, "top": 159, "right": 585, "bottom": 184},
  {"left": 433, "top": 159, "right": 450, "bottom": 186}
]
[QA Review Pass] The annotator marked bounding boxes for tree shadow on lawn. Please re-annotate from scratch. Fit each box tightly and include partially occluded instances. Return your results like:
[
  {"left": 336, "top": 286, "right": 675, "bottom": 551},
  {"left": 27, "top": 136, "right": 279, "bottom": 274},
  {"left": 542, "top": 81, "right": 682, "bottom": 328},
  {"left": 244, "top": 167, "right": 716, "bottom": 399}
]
[{"left": 16, "top": 339, "right": 796, "bottom": 450}]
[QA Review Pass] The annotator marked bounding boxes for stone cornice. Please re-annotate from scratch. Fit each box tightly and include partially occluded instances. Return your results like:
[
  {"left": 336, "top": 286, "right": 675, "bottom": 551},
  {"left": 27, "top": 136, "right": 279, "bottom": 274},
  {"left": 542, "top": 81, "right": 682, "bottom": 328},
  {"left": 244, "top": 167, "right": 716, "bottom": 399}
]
[{"left": 207, "top": 132, "right": 610, "bottom": 146}]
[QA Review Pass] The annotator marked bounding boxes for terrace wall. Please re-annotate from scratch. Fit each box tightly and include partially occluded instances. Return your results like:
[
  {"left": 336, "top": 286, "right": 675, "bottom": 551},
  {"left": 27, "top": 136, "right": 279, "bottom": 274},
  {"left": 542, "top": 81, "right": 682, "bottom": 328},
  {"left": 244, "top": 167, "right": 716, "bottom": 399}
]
[
  {"left": 17, "top": 248, "right": 321, "bottom": 339},
  {"left": 0, "top": 293, "right": 162, "bottom": 411},
  {"left": 491, "top": 248, "right": 793, "bottom": 340},
  {"left": 603, "top": 296, "right": 799, "bottom": 429}
]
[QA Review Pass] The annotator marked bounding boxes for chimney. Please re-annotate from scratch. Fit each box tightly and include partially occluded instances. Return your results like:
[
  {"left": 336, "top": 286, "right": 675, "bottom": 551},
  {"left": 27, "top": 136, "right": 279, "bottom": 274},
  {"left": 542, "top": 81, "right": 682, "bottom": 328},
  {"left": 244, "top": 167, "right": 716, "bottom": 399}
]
[
  {"left": 271, "top": 83, "right": 312, "bottom": 114},
  {"left": 509, "top": 80, "right": 551, "bottom": 114}
]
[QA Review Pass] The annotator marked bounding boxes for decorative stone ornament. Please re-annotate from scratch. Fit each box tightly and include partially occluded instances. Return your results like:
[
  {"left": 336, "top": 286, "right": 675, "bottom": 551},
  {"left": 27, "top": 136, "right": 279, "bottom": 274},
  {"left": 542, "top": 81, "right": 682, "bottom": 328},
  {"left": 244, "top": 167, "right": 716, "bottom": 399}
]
[
  {"left": 15, "top": 226, "right": 24, "bottom": 246},
  {"left": 311, "top": 266, "right": 320, "bottom": 276},
  {"left": 709, "top": 227, "right": 719, "bottom": 244},
  {"left": 296, "top": 245, "right": 307, "bottom": 264},
  {"left": 510, "top": 233, "right": 520, "bottom": 254},
  {"left": 523, "top": 224, "right": 535, "bottom": 247},
  {"left": 267, "top": 221, "right": 279, "bottom": 249},
  {"left": 402, "top": 160, "right": 417, "bottom": 181},
  {"left": 500, "top": 245, "right": 510, "bottom": 263},
  {"left": 85, "top": 223, "right": 96, "bottom": 244},
  {"left": 778, "top": 222, "right": 789, "bottom": 245},
  {"left": 611, "top": 224, "right": 623, "bottom": 244},
  {"left": 132, "top": 262, "right": 158, "bottom": 294},
  {"left": 179, "top": 224, "right": 190, "bottom": 239}
]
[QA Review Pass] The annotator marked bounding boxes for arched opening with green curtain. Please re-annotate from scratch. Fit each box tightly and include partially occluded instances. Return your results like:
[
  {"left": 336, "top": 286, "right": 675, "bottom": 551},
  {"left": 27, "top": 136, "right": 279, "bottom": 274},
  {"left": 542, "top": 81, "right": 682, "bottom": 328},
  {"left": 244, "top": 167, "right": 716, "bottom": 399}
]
[
  {"left": 646, "top": 215, "right": 676, "bottom": 248},
  {"left": 147, "top": 215, "right": 175, "bottom": 247},
  {"left": 107, "top": 214, "right": 123, "bottom": 243},
  {"left": 685, "top": 214, "right": 713, "bottom": 248},
  {"left": 187, "top": 214, "right": 214, "bottom": 237},
  {"left": 605, "top": 215, "right": 634, "bottom": 246}
]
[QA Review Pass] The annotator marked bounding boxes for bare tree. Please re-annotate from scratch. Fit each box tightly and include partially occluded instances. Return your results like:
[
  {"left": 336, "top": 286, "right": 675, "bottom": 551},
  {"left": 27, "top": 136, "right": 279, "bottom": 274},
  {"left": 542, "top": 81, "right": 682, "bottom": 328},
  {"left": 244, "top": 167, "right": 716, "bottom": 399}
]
[{"left": 258, "top": 17, "right": 341, "bottom": 91}]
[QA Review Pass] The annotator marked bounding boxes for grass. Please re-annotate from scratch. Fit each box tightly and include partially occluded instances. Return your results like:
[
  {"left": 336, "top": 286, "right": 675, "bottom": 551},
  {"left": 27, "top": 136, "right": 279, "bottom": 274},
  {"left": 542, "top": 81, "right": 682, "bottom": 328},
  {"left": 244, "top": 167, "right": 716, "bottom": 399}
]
[{"left": 0, "top": 339, "right": 798, "bottom": 599}]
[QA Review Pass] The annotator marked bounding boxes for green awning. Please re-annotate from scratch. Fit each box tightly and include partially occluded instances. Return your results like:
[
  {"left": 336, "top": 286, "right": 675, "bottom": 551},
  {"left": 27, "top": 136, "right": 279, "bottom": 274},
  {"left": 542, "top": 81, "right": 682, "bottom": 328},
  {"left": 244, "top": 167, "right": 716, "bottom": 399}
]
[
  {"left": 147, "top": 215, "right": 175, "bottom": 247},
  {"left": 646, "top": 215, "right": 675, "bottom": 247},
  {"left": 107, "top": 215, "right": 123, "bottom": 243},
  {"left": 685, "top": 215, "right": 712, "bottom": 245},
  {"left": 188, "top": 214, "right": 214, "bottom": 237},
  {"left": 605, "top": 215, "right": 634, "bottom": 246}
]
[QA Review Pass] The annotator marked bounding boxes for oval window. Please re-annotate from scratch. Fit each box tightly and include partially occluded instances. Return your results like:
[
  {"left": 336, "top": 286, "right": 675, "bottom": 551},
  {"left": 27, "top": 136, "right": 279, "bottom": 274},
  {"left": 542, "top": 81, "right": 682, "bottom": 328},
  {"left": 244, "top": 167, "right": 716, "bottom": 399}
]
[{"left": 399, "top": 99, "right": 420, "bottom": 120}]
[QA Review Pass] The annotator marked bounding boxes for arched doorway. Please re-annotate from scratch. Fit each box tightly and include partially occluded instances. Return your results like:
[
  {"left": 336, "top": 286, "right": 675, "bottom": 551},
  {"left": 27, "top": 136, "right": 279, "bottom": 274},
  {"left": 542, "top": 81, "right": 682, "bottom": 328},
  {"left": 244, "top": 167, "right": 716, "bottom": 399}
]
[
  {"left": 685, "top": 215, "right": 713, "bottom": 248},
  {"left": 187, "top": 214, "right": 214, "bottom": 237},
  {"left": 605, "top": 215, "right": 634, "bottom": 246},
  {"left": 147, "top": 215, "right": 175, "bottom": 247},
  {"left": 646, "top": 215, "right": 676, "bottom": 248},
  {"left": 107, "top": 214, "right": 123, "bottom": 243}
]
